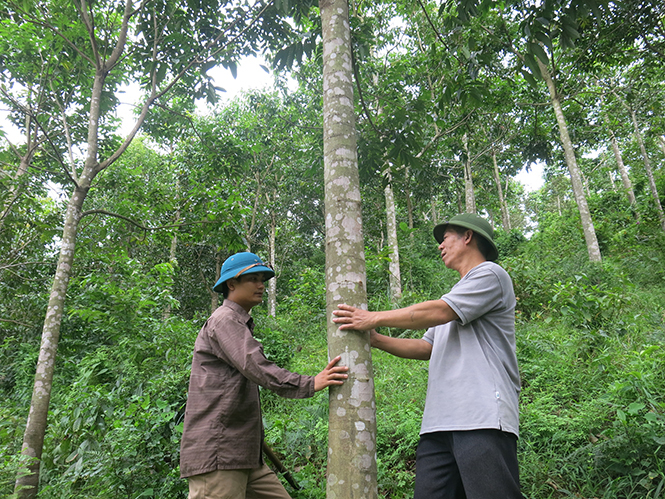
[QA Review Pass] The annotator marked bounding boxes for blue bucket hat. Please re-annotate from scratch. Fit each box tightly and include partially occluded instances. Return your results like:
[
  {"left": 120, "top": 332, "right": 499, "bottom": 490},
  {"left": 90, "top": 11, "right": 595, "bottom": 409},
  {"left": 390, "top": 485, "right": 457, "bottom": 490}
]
[{"left": 213, "top": 252, "right": 275, "bottom": 293}]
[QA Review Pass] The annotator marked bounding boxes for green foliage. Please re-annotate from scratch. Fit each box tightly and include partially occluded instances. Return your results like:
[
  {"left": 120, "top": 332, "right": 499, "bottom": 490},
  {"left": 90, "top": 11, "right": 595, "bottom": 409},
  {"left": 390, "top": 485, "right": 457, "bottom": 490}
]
[{"left": 549, "top": 273, "right": 634, "bottom": 329}]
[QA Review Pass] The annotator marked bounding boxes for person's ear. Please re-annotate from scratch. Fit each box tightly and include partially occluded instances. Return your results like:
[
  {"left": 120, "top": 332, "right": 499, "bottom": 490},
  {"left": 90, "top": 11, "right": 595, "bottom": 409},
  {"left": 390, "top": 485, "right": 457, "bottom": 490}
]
[
  {"left": 227, "top": 278, "right": 238, "bottom": 291},
  {"left": 464, "top": 230, "right": 474, "bottom": 244}
]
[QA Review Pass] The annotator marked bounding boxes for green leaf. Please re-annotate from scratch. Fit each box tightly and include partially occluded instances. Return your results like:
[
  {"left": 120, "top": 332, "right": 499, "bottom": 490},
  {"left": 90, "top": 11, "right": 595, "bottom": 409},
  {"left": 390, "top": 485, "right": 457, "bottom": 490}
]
[
  {"left": 155, "top": 63, "right": 167, "bottom": 85},
  {"left": 530, "top": 42, "right": 549, "bottom": 65},
  {"left": 535, "top": 31, "right": 553, "bottom": 52},
  {"left": 520, "top": 69, "right": 538, "bottom": 88},
  {"left": 627, "top": 402, "right": 644, "bottom": 415},
  {"left": 523, "top": 53, "right": 542, "bottom": 80}
]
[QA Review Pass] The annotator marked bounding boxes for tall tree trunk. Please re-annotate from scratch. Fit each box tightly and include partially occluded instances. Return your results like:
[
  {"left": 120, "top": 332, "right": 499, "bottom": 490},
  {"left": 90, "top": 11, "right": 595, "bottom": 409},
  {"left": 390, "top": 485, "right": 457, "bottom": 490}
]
[
  {"left": 462, "top": 134, "right": 476, "bottom": 214},
  {"left": 491, "top": 149, "right": 511, "bottom": 231},
  {"left": 268, "top": 207, "right": 277, "bottom": 317},
  {"left": 629, "top": 108, "right": 665, "bottom": 233},
  {"left": 538, "top": 59, "right": 601, "bottom": 262},
  {"left": 15, "top": 1, "right": 141, "bottom": 492},
  {"left": 320, "top": 0, "right": 377, "bottom": 496},
  {"left": 659, "top": 135, "right": 665, "bottom": 158},
  {"left": 15, "top": 182, "right": 89, "bottom": 498},
  {"left": 603, "top": 113, "right": 637, "bottom": 216},
  {"left": 383, "top": 169, "right": 402, "bottom": 303}
]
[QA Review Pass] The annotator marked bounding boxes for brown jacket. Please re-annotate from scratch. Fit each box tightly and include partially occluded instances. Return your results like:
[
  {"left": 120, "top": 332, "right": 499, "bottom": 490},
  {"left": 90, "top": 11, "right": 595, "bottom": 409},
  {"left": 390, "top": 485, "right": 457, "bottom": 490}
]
[{"left": 179, "top": 300, "right": 315, "bottom": 478}]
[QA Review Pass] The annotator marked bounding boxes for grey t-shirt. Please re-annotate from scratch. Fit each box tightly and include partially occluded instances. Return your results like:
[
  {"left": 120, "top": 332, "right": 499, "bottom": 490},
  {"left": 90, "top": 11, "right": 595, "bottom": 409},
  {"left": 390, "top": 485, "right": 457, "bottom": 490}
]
[{"left": 421, "top": 261, "right": 520, "bottom": 437}]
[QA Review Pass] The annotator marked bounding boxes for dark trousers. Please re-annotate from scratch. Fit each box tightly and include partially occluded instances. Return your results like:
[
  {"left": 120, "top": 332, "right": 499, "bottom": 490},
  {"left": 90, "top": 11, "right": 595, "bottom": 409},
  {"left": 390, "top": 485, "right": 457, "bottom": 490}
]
[{"left": 414, "top": 430, "right": 524, "bottom": 499}]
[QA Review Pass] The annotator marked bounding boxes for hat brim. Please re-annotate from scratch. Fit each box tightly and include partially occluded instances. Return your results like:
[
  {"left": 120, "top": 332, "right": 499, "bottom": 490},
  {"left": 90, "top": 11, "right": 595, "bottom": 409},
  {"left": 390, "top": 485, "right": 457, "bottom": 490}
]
[{"left": 433, "top": 222, "right": 499, "bottom": 261}]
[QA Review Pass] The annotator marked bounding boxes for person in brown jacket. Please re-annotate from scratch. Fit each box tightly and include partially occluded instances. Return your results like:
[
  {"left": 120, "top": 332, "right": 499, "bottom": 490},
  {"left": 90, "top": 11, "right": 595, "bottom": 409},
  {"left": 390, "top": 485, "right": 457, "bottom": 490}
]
[{"left": 180, "top": 252, "right": 348, "bottom": 499}]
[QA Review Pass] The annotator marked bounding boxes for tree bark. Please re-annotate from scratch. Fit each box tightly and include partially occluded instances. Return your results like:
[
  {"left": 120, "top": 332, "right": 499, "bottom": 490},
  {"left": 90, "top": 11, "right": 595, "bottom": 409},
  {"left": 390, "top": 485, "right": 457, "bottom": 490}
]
[
  {"left": 211, "top": 252, "right": 221, "bottom": 312},
  {"left": 15, "top": 182, "right": 89, "bottom": 498},
  {"left": 268, "top": 207, "right": 277, "bottom": 317},
  {"left": 383, "top": 169, "right": 402, "bottom": 303},
  {"left": 603, "top": 113, "right": 637, "bottom": 216},
  {"left": 538, "top": 59, "right": 601, "bottom": 262},
  {"left": 629, "top": 108, "right": 665, "bottom": 233},
  {"left": 462, "top": 134, "right": 476, "bottom": 214},
  {"left": 320, "top": 0, "right": 377, "bottom": 496},
  {"left": 491, "top": 149, "right": 511, "bottom": 231}
]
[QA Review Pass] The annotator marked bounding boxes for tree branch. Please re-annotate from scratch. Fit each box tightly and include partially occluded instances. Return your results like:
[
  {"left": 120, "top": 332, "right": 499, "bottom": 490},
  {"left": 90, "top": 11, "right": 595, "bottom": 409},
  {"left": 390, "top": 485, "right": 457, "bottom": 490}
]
[
  {"left": 351, "top": 47, "right": 383, "bottom": 138},
  {"left": 80, "top": 209, "right": 223, "bottom": 232},
  {"left": 0, "top": 318, "right": 34, "bottom": 328}
]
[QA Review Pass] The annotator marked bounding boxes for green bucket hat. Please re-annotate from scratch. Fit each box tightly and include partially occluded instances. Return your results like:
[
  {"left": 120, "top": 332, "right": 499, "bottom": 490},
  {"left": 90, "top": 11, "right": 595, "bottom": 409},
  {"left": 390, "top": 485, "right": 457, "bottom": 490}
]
[{"left": 433, "top": 213, "right": 499, "bottom": 261}]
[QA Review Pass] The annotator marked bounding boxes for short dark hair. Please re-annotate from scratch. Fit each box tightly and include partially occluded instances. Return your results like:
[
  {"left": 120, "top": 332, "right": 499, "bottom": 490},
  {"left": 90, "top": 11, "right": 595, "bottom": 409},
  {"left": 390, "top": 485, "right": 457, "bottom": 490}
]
[{"left": 447, "top": 225, "right": 493, "bottom": 261}]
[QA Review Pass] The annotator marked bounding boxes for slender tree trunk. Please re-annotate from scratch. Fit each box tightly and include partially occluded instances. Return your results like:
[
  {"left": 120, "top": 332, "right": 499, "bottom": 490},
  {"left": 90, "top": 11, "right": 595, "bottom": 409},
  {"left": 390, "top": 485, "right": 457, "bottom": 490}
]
[
  {"left": 320, "top": 0, "right": 377, "bottom": 495},
  {"left": 211, "top": 252, "right": 221, "bottom": 312},
  {"left": 659, "top": 135, "right": 665, "bottom": 158},
  {"left": 431, "top": 196, "right": 439, "bottom": 225},
  {"left": 608, "top": 170, "right": 615, "bottom": 191},
  {"left": 15, "top": 183, "right": 91, "bottom": 499},
  {"left": 538, "top": 59, "right": 601, "bottom": 262},
  {"left": 604, "top": 114, "right": 637, "bottom": 216},
  {"left": 629, "top": 108, "right": 665, "bottom": 233},
  {"left": 0, "top": 104, "right": 43, "bottom": 230},
  {"left": 268, "top": 208, "right": 277, "bottom": 317},
  {"left": 15, "top": 69, "right": 109, "bottom": 498},
  {"left": 464, "top": 161, "right": 476, "bottom": 213},
  {"left": 383, "top": 170, "right": 402, "bottom": 303},
  {"left": 462, "top": 135, "right": 476, "bottom": 214},
  {"left": 405, "top": 166, "right": 414, "bottom": 232},
  {"left": 491, "top": 149, "right": 511, "bottom": 231},
  {"left": 0, "top": 155, "right": 32, "bottom": 230},
  {"left": 15, "top": 0, "right": 138, "bottom": 489}
]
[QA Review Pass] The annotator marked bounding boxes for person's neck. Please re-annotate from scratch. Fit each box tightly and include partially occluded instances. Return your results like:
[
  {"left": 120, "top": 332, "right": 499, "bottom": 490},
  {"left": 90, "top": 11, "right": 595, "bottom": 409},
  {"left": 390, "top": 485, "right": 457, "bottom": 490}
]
[
  {"left": 456, "top": 256, "right": 488, "bottom": 278},
  {"left": 226, "top": 297, "right": 254, "bottom": 314}
]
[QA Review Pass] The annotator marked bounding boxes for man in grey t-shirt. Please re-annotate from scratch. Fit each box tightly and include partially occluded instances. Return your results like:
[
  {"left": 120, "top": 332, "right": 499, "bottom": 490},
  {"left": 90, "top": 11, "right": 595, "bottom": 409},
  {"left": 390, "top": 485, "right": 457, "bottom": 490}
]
[{"left": 332, "top": 213, "right": 524, "bottom": 499}]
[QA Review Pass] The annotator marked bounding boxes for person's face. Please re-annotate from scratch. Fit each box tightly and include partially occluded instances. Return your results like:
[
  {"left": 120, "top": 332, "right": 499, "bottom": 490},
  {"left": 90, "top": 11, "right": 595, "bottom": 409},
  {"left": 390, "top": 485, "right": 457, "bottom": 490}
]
[
  {"left": 227, "top": 272, "right": 267, "bottom": 311},
  {"left": 438, "top": 228, "right": 468, "bottom": 271}
]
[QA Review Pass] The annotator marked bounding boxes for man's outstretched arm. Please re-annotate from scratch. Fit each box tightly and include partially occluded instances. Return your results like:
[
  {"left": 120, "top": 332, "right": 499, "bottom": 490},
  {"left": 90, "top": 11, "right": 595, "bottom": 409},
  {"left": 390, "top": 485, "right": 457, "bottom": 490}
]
[
  {"left": 369, "top": 329, "right": 432, "bottom": 360},
  {"left": 332, "top": 300, "right": 459, "bottom": 331}
]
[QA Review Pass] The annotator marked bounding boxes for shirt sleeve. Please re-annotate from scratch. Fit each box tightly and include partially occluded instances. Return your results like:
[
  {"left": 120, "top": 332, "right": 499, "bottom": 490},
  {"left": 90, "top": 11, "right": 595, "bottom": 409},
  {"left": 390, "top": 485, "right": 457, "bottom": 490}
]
[
  {"left": 205, "top": 313, "right": 315, "bottom": 399},
  {"left": 441, "top": 265, "right": 507, "bottom": 325}
]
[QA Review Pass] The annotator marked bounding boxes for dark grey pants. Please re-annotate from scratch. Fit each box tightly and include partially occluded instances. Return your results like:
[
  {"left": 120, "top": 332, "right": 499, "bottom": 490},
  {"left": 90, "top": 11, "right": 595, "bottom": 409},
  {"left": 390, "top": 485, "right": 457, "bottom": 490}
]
[{"left": 414, "top": 430, "right": 524, "bottom": 499}]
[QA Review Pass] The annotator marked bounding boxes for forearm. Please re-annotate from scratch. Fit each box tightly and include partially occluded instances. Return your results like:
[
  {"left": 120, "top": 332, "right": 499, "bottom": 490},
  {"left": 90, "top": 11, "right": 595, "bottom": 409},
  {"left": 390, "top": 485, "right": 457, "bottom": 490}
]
[
  {"left": 372, "top": 332, "right": 432, "bottom": 360},
  {"left": 371, "top": 300, "right": 458, "bottom": 330}
]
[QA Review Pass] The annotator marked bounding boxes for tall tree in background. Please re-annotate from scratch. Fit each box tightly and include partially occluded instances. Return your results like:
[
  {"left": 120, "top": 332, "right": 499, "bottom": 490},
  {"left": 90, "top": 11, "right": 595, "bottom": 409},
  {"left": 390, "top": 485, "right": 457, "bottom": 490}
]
[
  {"left": 3, "top": 0, "right": 298, "bottom": 495},
  {"left": 319, "top": 0, "right": 377, "bottom": 496}
]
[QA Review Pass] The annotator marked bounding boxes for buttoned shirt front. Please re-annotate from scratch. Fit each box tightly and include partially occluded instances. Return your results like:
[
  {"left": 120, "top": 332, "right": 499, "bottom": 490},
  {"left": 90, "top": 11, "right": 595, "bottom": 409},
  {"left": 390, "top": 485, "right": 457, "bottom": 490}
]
[{"left": 180, "top": 300, "right": 315, "bottom": 478}]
